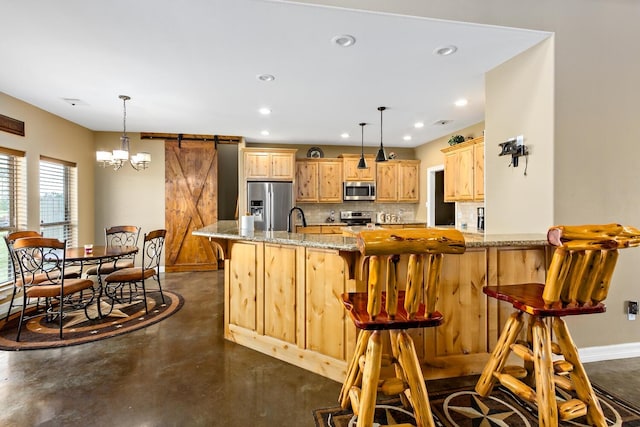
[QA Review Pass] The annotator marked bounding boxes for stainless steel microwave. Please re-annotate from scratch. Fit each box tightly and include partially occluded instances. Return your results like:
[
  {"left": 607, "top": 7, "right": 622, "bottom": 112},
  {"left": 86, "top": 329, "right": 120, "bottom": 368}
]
[{"left": 343, "top": 181, "right": 376, "bottom": 201}]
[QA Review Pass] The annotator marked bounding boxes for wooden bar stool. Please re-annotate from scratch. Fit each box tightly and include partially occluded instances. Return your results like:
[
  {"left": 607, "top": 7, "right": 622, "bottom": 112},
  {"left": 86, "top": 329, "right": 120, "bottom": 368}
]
[
  {"left": 475, "top": 224, "right": 640, "bottom": 427},
  {"left": 339, "top": 228, "right": 465, "bottom": 427}
]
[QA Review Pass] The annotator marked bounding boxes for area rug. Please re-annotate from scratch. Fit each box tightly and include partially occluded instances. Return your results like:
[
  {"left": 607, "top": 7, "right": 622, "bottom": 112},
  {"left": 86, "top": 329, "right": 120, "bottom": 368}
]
[
  {"left": 0, "top": 290, "right": 183, "bottom": 350},
  {"left": 314, "top": 383, "right": 640, "bottom": 426}
]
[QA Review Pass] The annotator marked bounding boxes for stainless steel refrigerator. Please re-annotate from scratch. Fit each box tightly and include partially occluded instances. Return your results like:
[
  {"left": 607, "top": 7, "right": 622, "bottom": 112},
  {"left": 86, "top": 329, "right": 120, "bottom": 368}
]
[{"left": 247, "top": 182, "right": 293, "bottom": 231}]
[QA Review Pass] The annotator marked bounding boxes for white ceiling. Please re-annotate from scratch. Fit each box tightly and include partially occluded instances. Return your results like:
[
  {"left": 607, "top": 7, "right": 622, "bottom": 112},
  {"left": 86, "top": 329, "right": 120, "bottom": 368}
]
[{"left": 0, "top": 0, "right": 550, "bottom": 148}]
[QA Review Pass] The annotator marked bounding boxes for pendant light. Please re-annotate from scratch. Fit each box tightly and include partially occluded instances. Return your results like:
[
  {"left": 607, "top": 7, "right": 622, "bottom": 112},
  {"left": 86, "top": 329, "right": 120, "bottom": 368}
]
[
  {"left": 357, "top": 122, "right": 367, "bottom": 169},
  {"left": 375, "top": 106, "right": 388, "bottom": 162}
]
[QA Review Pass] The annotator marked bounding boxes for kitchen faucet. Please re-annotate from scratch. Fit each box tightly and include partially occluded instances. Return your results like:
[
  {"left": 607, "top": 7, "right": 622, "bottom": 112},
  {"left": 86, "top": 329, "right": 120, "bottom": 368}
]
[{"left": 287, "top": 206, "right": 307, "bottom": 232}]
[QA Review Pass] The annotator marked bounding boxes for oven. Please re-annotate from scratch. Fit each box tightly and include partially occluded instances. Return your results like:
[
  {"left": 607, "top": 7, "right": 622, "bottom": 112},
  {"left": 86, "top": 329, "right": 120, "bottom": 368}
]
[
  {"left": 340, "top": 210, "right": 373, "bottom": 226},
  {"left": 343, "top": 181, "right": 376, "bottom": 201}
]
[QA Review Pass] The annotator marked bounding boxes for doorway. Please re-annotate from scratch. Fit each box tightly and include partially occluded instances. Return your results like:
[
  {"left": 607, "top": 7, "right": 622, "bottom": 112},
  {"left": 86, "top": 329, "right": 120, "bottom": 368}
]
[{"left": 427, "top": 165, "right": 455, "bottom": 227}]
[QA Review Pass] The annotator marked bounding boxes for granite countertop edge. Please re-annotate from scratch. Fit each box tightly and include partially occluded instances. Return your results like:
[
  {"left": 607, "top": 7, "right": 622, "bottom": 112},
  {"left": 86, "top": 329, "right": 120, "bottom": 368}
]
[{"left": 193, "top": 221, "right": 548, "bottom": 251}]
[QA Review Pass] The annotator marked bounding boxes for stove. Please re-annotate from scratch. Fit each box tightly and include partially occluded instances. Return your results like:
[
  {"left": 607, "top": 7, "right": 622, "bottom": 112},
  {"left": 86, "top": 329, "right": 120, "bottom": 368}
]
[{"left": 340, "top": 210, "right": 373, "bottom": 226}]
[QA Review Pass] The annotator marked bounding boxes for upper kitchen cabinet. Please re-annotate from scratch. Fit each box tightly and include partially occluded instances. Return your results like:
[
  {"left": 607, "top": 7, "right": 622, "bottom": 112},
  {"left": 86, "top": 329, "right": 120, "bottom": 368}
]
[
  {"left": 295, "top": 159, "right": 343, "bottom": 203},
  {"left": 244, "top": 148, "right": 296, "bottom": 181},
  {"left": 341, "top": 154, "right": 376, "bottom": 181},
  {"left": 376, "top": 160, "right": 420, "bottom": 203},
  {"left": 441, "top": 136, "right": 484, "bottom": 202}
]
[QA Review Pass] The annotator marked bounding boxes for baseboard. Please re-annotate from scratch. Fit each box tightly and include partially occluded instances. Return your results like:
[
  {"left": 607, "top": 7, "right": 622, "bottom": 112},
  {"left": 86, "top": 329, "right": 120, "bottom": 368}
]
[{"left": 579, "top": 342, "right": 640, "bottom": 363}]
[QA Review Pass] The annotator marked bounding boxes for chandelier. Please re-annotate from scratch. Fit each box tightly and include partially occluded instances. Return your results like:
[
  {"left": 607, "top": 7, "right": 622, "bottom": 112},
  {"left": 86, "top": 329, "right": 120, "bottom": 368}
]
[{"left": 96, "top": 95, "right": 151, "bottom": 171}]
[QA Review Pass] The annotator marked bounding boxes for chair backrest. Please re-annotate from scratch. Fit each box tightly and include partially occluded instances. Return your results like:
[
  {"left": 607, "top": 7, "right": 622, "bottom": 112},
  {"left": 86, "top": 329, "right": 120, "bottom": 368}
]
[
  {"left": 141, "top": 229, "right": 166, "bottom": 271},
  {"left": 105, "top": 225, "right": 141, "bottom": 247},
  {"left": 4, "top": 231, "right": 42, "bottom": 281},
  {"left": 357, "top": 228, "right": 465, "bottom": 319},
  {"left": 11, "top": 237, "right": 67, "bottom": 287},
  {"left": 544, "top": 223, "right": 640, "bottom": 308}
]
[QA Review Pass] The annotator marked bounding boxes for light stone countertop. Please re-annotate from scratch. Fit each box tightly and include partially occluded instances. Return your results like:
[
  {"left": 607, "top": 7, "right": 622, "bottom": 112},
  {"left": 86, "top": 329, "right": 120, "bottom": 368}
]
[{"left": 193, "top": 221, "right": 549, "bottom": 251}]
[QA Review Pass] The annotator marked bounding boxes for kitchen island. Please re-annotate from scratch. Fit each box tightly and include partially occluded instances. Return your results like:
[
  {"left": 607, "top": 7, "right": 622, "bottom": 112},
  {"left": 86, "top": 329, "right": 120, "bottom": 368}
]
[{"left": 194, "top": 220, "right": 548, "bottom": 382}]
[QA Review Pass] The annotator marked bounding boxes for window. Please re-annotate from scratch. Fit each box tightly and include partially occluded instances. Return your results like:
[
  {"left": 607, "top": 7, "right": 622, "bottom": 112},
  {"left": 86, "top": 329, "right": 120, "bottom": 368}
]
[
  {"left": 39, "top": 156, "right": 77, "bottom": 246},
  {"left": 0, "top": 147, "right": 26, "bottom": 287}
]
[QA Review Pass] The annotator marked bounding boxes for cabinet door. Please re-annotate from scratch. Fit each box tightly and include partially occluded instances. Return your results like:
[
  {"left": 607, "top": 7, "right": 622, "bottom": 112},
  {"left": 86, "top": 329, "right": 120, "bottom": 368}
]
[
  {"left": 456, "top": 146, "right": 474, "bottom": 200},
  {"left": 343, "top": 156, "right": 375, "bottom": 181},
  {"left": 245, "top": 152, "right": 271, "bottom": 180},
  {"left": 473, "top": 142, "right": 484, "bottom": 200},
  {"left": 264, "top": 244, "right": 297, "bottom": 344},
  {"left": 295, "top": 161, "right": 318, "bottom": 202},
  {"left": 443, "top": 152, "right": 457, "bottom": 202},
  {"left": 376, "top": 162, "right": 397, "bottom": 202},
  {"left": 397, "top": 161, "right": 419, "bottom": 202},
  {"left": 318, "top": 161, "right": 343, "bottom": 202},
  {"left": 270, "top": 152, "right": 295, "bottom": 180}
]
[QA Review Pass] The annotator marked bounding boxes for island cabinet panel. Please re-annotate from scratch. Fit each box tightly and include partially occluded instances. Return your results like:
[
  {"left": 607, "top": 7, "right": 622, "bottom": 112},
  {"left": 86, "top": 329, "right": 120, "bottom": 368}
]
[
  {"left": 433, "top": 250, "right": 487, "bottom": 358},
  {"left": 264, "top": 244, "right": 297, "bottom": 344},
  {"left": 228, "top": 241, "right": 262, "bottom": 332},
  {"left": 486, "top": 247, "right": 547, "bottom": 349},
  {"left": 305, "top": 248, "right": 348, "bottom": 361}
]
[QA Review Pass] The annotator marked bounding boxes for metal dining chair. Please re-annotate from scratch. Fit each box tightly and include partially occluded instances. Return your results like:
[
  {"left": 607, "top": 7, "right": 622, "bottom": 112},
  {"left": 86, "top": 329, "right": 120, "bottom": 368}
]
[
  {"left": 84, "top": 225, "right": 141, "bottom": 277},
  {"left": 11, "top": 237, "right": 95, "bottom": 341},
  {"left": 103, "top": 229, "right": 166, "bottom": 314}
]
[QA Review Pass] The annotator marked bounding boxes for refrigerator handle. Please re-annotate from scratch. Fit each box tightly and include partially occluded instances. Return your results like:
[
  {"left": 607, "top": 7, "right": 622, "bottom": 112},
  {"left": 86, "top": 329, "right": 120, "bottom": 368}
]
[{"left": 268, "top": 183, "right": 273, "bottom": 231}]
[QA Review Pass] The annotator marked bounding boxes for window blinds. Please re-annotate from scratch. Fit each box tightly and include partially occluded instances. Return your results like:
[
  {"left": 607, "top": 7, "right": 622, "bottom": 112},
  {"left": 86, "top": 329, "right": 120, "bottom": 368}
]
[
  {"left": 0, "top": 147, "right": 26, "bottom": 288},
  {"left": 39, "top": 156, "right": 78, "bottom": 246}
]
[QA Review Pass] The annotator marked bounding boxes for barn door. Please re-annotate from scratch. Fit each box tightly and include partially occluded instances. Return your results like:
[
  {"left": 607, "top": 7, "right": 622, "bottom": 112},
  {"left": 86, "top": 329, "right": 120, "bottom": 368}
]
[{"left": 165, "top": 140, "right": 219, "bottom": 272}]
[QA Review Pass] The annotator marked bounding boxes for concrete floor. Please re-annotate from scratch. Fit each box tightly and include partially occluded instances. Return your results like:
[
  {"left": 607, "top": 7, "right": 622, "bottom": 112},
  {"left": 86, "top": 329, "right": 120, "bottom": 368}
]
[{"left": 0, "top": 270, "right": 638, "bottom": 426}]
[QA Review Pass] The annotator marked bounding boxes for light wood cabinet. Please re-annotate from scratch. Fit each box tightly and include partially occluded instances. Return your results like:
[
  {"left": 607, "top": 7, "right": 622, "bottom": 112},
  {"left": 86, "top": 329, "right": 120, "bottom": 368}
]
[
  {"left": 297, "top": 224, "right": 345, "bottom": 234},
  {"left": 244, "top": 148, "right": 296, "bottom": 181},
  {"left": 473, "top": 141, "right": 485, "bottom": 200},
  {"left": 398, "top": 160, "right": 419, "bottom": 202},
  {"left": 295, "top": 159, "right": 342, "bottom": 203},
  {"left": 375, "top": 160, "right": 420, "bottom": 203},
  {"left": 441, "top": 136, "right": 484, "bottom": 202},
  {"left": 341, "top": 154, "right": 376, "bottom": 181},
  {"left": 295, "top": 161, "right": 318, "bottom": 202}
]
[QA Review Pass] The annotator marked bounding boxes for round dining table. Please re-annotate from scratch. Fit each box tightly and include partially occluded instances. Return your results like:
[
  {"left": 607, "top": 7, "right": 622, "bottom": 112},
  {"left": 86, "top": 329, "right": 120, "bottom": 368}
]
[{"left": 65, "top": 245, "right": 139, "bottom": 319}]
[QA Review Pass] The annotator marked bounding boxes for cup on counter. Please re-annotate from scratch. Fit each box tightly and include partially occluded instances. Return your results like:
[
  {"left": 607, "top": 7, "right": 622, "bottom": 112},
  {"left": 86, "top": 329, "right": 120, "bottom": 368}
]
[
  {"left": 84, "top": 244, "right": 93, "bottom": 254},
  {"left": 385, "top": 213, "right": 391, "bottom": 223}
]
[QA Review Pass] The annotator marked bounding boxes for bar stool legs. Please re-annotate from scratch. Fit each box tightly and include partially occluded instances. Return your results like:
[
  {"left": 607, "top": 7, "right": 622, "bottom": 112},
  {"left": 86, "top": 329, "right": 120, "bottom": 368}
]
[
  {"left": 340, "top": 330, "right": 435, "bottom": 427},
  {"left": 475, "top": 312, "right": 608, "bottom": 427}
]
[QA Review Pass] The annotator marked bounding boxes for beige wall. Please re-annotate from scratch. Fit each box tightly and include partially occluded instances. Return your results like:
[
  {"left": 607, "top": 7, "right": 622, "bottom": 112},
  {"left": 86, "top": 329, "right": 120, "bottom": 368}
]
[
  {"left": 293, "top": 0, "right": 640, "bottom": 349},
  {"left": 93, "top": 132, "right": 165, "bottom": 249},
  {"left": 0, "top": 92, "right": 95, "bottom": 244},
  {"left": 485, "top": 37, "right": 554, "bottom": 234}
]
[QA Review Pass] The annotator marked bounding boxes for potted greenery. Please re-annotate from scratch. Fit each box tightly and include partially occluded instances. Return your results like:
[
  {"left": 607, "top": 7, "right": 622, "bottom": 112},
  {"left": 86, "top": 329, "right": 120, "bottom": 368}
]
[{"left": 448, "top": 135, "right": 466, "bottom": 146}]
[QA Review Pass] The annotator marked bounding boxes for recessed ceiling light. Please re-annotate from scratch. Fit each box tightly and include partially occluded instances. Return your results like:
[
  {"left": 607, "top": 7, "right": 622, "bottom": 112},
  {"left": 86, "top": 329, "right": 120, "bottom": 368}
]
[
  {"left": 433, "top": 45, "right": 458, "bottom": 56},
  {"left": 455, "top": 98, "right": 468, "bottom": 107},
  {"left": 414, "top": 122, "right": 424, "bottom": 129},
  {"left": 257, "top": 74, "right": 275, "bottom": 82},
  {"left": 261, "top": 130, "right": 270, "bottom": 136},
  {"left": 341, "top": 133, "right": 350, "bottom": 139},
  {"left": 331, "top": 34, "right": 356, "bottom": 47},
  {"left": 259, "top": 107, "right": 271, "bottom": 115},
  {"left": 403, "top": 135, "right": 412, "bottom": 141}
]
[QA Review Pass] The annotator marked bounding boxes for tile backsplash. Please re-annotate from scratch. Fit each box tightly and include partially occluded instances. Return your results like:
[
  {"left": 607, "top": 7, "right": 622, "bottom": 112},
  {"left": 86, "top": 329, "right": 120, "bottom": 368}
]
[
  {"left": 297, "top": 202, "right": 419, "bottom": 224},
  {"left": 456, "top": 201, "right": 485, "bottom": 233}
]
